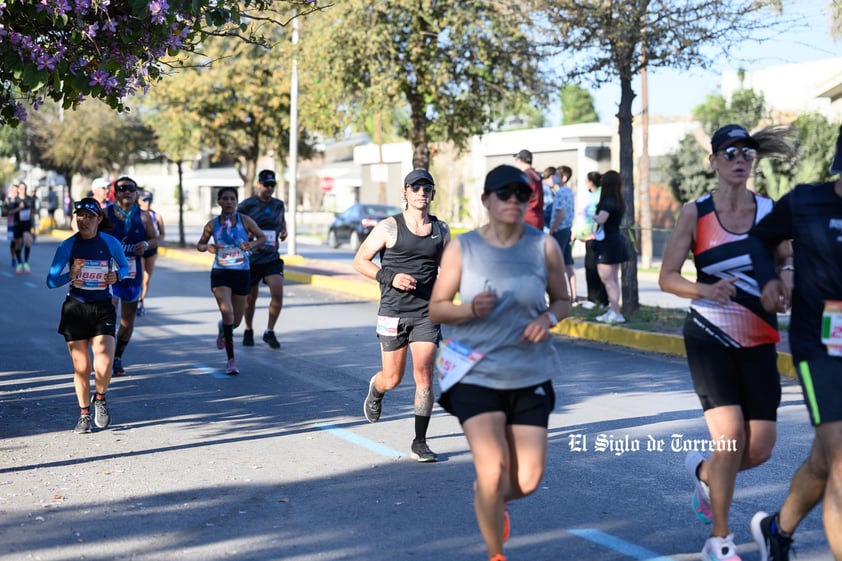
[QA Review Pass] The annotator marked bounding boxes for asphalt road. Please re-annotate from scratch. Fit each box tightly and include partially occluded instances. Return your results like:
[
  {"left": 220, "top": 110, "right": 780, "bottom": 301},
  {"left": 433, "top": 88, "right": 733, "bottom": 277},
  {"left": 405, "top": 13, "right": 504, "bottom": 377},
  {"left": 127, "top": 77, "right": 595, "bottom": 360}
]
[{"left": 0, "top": 237, "right": 830, "bottom": 561}]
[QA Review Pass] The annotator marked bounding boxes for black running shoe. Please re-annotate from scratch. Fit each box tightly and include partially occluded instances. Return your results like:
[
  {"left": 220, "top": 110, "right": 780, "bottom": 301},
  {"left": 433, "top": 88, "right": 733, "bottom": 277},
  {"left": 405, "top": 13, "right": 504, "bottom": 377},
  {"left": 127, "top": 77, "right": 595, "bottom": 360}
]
[
  {"left": 93, "top": 397, "right": 110, "bottom": 429},
  {"left": 74, "top": 414, "right": 92, "bottom": 434},
  {"left": 243, "top": 329, "right": 254, "bottom": 346},
  {"left": 751, "top": 511, "right": 793, "bottom": 561},
  {"left": 363, "top": 375, "right": 382, "bottom": 423},
  {"left": 262, "top": 330, "right": 280, "bottom": 349},
  {"left": 410, "top": 440, "right": 438, "bottom": 463}
]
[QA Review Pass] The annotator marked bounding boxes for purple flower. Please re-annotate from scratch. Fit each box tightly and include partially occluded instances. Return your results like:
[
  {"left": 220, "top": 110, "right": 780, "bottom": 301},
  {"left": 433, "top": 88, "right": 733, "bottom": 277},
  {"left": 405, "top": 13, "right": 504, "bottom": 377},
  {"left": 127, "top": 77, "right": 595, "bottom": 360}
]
[
  {"left": 89, "top": 69, "right": 110, "bottom": 86},
  {"left": 54, "top": 0, "right": 71, "bottom": 15},
  {"left": 148, "top": 0, "right": 168, "bottom": 24}
]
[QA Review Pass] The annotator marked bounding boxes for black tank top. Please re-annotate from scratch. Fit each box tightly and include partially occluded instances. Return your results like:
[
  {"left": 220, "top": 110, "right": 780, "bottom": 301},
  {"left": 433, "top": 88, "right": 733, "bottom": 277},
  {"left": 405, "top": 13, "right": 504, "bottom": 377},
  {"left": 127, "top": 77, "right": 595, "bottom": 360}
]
[{"left": 378, "top": 213, "right": 445, "bottom": 317}]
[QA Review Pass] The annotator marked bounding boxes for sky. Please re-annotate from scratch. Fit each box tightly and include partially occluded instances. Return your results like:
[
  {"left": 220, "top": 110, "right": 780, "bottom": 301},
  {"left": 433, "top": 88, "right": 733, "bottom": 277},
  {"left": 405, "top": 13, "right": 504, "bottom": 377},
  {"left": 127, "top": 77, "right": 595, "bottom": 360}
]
[{"left": 581, "top": 0, "right": 841, "bottom": 122}]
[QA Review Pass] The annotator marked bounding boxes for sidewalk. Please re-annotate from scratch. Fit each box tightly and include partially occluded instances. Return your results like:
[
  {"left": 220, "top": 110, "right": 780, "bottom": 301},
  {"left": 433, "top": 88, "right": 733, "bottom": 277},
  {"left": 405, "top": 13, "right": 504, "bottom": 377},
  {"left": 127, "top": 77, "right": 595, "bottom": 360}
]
[{"left": 151, "top": 240, "right": 795, "bottom": 378}]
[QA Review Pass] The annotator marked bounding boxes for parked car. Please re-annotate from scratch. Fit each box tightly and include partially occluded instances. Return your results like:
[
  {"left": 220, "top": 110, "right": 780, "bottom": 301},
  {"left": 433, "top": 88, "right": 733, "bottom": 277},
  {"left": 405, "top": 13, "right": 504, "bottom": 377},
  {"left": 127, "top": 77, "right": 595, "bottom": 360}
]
[{"left": 327, "top": 203, "right": 401, "bottom": 250}]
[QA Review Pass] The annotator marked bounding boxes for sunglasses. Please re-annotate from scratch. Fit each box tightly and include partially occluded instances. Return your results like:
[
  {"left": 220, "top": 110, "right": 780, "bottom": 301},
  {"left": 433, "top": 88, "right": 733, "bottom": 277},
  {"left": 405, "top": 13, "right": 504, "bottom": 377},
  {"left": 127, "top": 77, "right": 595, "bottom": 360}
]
[
  {"left": 116, "top": 183, "right": 137, "bottom": 192},
  {"left": 719, "top": 146, "right": 757, "bottom": 162},
  {"left": 262, "top": 181, "right": 277, "bottom": 188},
  {"left": 406, "top": 184, "right": 434, "bottom": 194},
  {"left": 74, "top": 201, "right": 101, "bottom": 216},
  {"left": 493, "top": 187, "right": 532, "bottom": 203}
]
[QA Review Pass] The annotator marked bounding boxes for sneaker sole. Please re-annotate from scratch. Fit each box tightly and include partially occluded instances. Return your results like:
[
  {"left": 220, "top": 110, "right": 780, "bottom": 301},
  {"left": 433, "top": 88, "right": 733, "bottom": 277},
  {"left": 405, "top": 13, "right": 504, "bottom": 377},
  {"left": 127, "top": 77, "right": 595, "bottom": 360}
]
[
  {"left": 410, "top": 452, "right": 437, "bottom": 463},
  {"left": 750, "top": 511, "right": 771, "bottom": 561}
]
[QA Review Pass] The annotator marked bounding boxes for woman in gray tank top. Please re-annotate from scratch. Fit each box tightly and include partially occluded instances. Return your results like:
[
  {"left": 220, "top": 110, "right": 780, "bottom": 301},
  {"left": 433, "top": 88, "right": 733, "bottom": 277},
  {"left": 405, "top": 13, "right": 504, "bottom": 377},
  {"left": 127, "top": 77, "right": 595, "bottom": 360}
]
[{"left": 429, "top": 164, "right": 570, "bottom": 561}]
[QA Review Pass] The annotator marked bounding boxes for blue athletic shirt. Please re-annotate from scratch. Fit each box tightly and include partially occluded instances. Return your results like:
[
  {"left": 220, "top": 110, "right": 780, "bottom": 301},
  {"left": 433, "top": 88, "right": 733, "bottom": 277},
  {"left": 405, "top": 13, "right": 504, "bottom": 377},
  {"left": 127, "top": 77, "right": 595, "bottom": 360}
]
[
  {"left": 212, "top": 213, "right": 251, "bottom": 270},
  {"left": 750, "top": 181, "right": 842, "bottom": 361},
  {"left": 104, "top": 204, "right": 148, "bottom": 286},
  {"left": 46, "top": 232, "right": 130, "bottom": 302}
]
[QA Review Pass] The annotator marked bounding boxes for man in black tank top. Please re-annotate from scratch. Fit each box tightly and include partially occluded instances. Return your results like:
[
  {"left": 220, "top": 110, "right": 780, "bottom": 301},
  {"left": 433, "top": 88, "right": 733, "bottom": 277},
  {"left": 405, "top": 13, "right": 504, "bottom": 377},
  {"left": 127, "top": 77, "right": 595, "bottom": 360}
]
[{"left": 353, "top": 169, "right": 450, "bottom": 462}]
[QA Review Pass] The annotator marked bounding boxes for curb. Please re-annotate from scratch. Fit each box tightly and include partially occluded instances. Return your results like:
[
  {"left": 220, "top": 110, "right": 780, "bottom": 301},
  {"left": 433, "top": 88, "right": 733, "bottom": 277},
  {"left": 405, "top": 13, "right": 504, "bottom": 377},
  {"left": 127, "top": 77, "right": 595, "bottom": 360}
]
[{"left": 52, "top": 230, "right": 796, "bottom": 378}]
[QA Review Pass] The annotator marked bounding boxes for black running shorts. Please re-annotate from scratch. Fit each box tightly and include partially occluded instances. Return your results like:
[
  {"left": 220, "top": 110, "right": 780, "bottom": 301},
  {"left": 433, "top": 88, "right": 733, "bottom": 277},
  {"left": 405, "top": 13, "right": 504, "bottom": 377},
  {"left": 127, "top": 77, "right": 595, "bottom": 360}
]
[
  {"left": 58, "top": 297, "right": 117, "bottom": 342},
  {"left": 439, "top": 380, "right": 555, "bottom": 427},
  {"left": 211, "top": 269, "right": 251, "bottom": 296},
  {"left": 249, "top": 258, "right": 284, "bottom": 286},
  {"left": 683, "top": 317, "right": 781, "bottom": 420},
  {"left": 795, "top": 356, "right": 842, "bottom": 426}
]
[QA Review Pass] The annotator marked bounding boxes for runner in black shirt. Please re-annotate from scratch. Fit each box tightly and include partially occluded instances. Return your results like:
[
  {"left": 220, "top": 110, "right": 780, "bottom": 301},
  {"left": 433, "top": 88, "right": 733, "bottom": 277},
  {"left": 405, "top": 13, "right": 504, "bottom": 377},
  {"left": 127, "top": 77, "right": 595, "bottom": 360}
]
[
  {"left": 354, "top": 169, "right": 450, "bottom": 462},
  {"left": 748, "top": 127, "right": 842, "bottom": 561}
]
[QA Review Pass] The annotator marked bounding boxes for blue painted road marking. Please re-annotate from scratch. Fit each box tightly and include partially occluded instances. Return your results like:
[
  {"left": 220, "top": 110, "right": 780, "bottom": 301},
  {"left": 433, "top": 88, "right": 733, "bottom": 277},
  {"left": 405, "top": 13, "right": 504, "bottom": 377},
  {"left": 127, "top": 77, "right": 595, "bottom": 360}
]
[
  {"left": 568, "top": 528, "right": 677, "bottom": 561},
  {"left": 316, "top": 422, "right": 403, "bottom": 458}
]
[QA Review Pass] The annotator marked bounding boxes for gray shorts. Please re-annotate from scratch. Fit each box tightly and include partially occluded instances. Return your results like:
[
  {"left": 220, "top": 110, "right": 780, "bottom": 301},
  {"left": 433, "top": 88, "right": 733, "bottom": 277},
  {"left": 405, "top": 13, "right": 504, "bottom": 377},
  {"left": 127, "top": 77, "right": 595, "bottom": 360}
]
[{"left": 376, "top": 315, "right": 441, "bottom": 352}]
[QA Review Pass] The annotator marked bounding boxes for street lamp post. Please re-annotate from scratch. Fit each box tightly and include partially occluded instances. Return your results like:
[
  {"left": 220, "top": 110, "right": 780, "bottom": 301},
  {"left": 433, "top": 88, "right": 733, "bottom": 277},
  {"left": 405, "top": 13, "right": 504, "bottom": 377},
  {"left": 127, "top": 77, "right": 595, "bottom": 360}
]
[{"left": 287, "top": 16, "right": 300, "bottom": 256}]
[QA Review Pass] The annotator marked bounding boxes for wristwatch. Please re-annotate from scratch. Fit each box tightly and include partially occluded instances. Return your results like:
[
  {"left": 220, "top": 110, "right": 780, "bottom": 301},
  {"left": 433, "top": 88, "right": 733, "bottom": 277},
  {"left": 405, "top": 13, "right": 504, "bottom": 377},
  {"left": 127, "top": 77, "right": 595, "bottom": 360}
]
[{"left": 544, "top": 311, "right": 559, "bottom": 327}]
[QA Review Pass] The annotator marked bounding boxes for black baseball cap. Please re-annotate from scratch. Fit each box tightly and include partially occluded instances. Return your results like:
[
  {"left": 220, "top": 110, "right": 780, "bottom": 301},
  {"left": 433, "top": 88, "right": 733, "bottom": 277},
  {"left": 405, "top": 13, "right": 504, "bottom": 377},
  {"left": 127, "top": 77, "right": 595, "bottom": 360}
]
[
  {"left": 484, "top": 165, "right": 530, "bottom": 193},
  {"left": 711, "top": 124, "right": 759, "bottom": 153},
  {"left": 258, "top": 169, "right": 277, "bottom": 184},
  {"left": 404, "top": 169, "right": 434, "bottom": 186},
  {"left": 513, "top": 149, "right": 533, "bottom": 164}
]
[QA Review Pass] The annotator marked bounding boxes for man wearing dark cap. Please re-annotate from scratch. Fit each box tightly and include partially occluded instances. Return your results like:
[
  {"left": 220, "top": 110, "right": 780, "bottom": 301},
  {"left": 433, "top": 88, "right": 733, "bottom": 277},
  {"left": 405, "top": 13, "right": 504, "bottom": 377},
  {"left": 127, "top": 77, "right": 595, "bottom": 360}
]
[
  {"left": 512, "top": 149, "right": 544, "bottom": 230},
  {"left": 237, "top": 169, "right": 287, "bottom": 349},
  {"left": 354, "top": 168, "right": 450, "bottom": 462},
  {"left": 748, "top": 125, "right": 842, "bottom": 561}
]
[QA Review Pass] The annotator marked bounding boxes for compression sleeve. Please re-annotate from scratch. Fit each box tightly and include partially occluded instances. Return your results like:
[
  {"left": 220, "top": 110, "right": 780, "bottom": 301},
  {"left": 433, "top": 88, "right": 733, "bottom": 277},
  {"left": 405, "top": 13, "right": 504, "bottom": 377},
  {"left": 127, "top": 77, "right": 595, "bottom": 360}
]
[{"left": 749, "top": 193, "right": 794, "bottom": 289}]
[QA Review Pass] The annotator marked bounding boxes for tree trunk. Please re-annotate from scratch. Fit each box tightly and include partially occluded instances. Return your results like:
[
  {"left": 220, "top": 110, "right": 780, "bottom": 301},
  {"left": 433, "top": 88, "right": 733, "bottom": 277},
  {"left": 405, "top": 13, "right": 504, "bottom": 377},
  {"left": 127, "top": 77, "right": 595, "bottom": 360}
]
[{"left": 617, "top": 73, "right": 640, "bottom": 315}]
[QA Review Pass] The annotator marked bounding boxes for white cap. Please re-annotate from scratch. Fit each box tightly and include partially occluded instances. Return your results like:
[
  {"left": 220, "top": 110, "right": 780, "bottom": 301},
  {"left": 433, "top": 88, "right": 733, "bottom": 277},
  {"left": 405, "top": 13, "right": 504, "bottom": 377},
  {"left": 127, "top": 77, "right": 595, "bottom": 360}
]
[{"left": 91, "top": 177, "right": 110, "bottom": 190}]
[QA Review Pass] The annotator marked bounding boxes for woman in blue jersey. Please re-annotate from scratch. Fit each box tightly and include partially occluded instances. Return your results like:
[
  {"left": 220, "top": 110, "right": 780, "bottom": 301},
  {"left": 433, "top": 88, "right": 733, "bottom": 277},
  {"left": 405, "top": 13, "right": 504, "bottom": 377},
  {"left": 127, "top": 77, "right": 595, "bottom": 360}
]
[
  {"left": 429, "top": 165, "right": 570, "bottom": 561},
  {"left": 46, "top": 198, "right": 130, "bottom": 434},
  {"left": 659, "top": 124, "right": 795, "bottom": 561},
  {"left": 196, "top": 187, "right": 265, "bottom": 376}
]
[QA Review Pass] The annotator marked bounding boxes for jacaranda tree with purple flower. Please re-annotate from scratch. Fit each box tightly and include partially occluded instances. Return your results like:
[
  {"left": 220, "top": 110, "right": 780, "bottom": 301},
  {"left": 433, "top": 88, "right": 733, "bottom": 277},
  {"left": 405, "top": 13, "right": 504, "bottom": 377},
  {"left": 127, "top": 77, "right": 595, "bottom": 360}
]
[{"left": 0, "top": 0, "right": 320, "bottom": 126}]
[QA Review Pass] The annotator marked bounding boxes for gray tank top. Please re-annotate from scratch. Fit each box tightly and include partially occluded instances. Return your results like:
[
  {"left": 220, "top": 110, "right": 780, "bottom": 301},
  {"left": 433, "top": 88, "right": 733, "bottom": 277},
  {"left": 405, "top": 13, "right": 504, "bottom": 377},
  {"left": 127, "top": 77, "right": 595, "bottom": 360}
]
[{"left": 442, "top": 227, "right": 562, "bottom": 389}]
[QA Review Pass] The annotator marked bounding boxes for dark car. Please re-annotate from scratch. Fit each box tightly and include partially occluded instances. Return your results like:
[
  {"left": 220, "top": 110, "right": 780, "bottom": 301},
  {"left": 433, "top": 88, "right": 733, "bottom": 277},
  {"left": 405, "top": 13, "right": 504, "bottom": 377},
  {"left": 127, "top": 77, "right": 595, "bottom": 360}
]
[{"left": 327, "top": 203, "right": 401, "bottom": 250}]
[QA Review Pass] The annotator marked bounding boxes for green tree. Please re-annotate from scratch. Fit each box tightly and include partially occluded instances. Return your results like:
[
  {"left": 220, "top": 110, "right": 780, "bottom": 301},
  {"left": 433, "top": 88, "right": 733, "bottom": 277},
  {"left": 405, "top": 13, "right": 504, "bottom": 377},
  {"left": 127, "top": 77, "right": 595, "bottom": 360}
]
[
  {"left": 298, "top": 1, "right": 551, "bottom": 170},
  {"left": 539, "top": 0, "right": 787, "bottom": 315},
  {"left": 757, "top": 112, "right": 837, "bottom": 199},
  {"left": 148, "top": 32, "right": 314, "bottom": 198},
  {"left": 28, "top": 99, "right": 156, "bottom": 198},
  {"left": 560, "top": 84, "right": 599, "bottom": 125}
]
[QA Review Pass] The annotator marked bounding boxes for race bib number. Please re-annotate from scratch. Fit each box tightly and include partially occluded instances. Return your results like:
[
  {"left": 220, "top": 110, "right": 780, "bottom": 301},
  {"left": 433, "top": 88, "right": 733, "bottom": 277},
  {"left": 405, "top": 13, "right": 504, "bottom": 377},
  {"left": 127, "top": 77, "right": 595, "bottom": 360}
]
[
  {"left": 261, "top": 229, "right": 277, "bottom": 248},
  {"left": 435, "top": 338, "right": 485, "bottom": 392},
  {"left": 217, "top": 246, "right": 246, "bottom": 268},
  {"left": 72, "top": 259, "right": 109, "bottom": 290},
  {"left": 125, "top": 258, "right": 137, "bottom": 280},
  {"left": 376, "top": 315, "right": 399, "bottom": 336},
  {"left": 821, "top": 300, "right": 842, "bottom": 357},
  {"left": 20, "top": 208, "right": 31, "bottom": 221}
]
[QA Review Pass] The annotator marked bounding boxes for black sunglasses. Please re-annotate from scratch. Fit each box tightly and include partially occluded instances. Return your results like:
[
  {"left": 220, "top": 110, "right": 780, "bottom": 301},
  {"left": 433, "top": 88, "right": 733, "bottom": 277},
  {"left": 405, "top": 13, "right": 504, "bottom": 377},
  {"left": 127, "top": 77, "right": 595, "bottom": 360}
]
[
  {"left": 406, "top": 183, "right": 434, "bottom": 194},
  {"left": 116, "top": 183, "right": 137, "bottom": 192},
  {"left": 74, "top": 201, "right": 101, "bottom": 215},
  {"left": 719, "top": 146, "right": 757, "bottom": 162},
  {"left": 261, "top": 181, "right": 277, "bottom": 187},
  {"left": 493, "top": 187, "right": 531, "bottom": 203}
]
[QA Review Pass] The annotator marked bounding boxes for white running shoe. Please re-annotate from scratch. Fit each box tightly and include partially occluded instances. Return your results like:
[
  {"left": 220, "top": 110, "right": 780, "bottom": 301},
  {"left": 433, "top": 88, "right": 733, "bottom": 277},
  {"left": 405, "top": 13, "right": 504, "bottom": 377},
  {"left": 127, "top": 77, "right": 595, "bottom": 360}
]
[
  {"left": 685, "top": 450, "right": 713, "bottom": 524},
  {"left": 701, "top": 534, "right": 741, "bottom": 561}
]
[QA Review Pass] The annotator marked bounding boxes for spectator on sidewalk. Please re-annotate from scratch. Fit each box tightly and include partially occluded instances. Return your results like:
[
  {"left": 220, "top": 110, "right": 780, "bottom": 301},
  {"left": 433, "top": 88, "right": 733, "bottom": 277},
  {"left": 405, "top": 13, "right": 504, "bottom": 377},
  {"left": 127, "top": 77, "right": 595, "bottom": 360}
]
[
  {"left": 593, "top": 170, "right": 631, "bottom": 324},
  {"left": 356, "top": 169, "right": 449, "bottom": 462},
  {"left": 548, "top": 165, "right": 577, "bottom": 301},
  {"left": 429, "top": 164, "right": 570, "bottom": 561},
  {"left": 572, "top": 171, "right": 608, "bottom": 309},
  {"left": 512, "top": 149, "right": 544, "bottom": 230}
]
